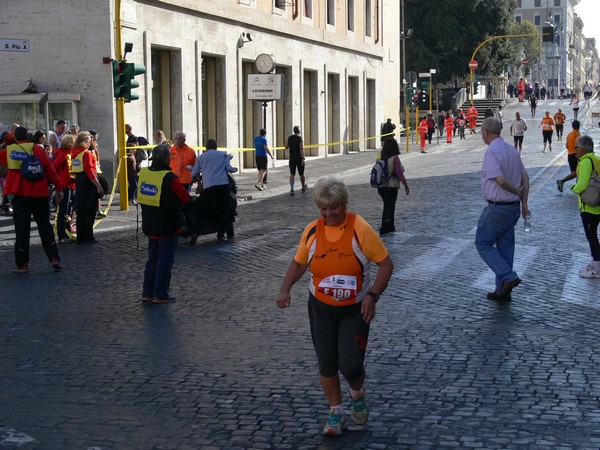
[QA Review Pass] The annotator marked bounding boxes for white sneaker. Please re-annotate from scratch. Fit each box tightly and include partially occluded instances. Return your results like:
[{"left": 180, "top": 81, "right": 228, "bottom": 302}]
[{"left": 579, "top": 263, "right": 600, "bottom": 278}]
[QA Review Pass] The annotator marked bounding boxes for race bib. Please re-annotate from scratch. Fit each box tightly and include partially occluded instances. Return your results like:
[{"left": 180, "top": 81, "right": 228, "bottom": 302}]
[{"left": 317, "top": 275, "right": 357, "bottom": 300}]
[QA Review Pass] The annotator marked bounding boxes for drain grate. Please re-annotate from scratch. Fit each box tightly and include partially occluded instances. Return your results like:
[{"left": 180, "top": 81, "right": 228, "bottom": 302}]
[{"left": 0, "top": 378, "right": 30, "bottom": 398}]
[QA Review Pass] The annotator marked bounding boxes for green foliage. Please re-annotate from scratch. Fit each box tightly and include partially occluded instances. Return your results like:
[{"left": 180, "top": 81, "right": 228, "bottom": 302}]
[{"left": 404, "top": 0, "right": 517, "bottom": 83}]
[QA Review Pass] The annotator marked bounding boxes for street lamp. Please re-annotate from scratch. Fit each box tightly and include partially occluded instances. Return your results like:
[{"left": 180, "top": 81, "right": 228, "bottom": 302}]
[{"left": 399, "top": 0, "right": 412, "bottom": 125}]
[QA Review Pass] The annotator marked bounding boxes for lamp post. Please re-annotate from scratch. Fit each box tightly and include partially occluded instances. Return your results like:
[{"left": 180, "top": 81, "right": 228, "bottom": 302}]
[{"left": 399, "top": 0, "right": 411, "bottom": 126}]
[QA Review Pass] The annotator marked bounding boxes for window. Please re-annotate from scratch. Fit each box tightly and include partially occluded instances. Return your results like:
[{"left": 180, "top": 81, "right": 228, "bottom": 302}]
[
  {"left": 327, "top": 0, "right": 335, "bottom": 25},
  {"left": 516, "top": 0, "right": 521, "bottom": 6},
  {"left": 304, "top": 0, "right": 312, "bottom": 18},
  {"left": 347, "top": 0, "right": 354, "bottom": 31},
  {"left": 534, "top": 15, "right": 540, "bottom": 26},
  {"left": 365, "top": 0, "right": 371, "bottom": 37},
  {"left": 274, "top": 0, "right": 286, "bottom": 10},
  {"left": 554, "top": 14, "right": 560, "bottom": 25},
  {"left": 534, "top": 0, "right": 541, "bottom": 6},
  {"left": 554, "top": 0, "right": 560, "bottom": 6},
  {"left": 515, "top": 15, "right": 522, "bottom": 24}
]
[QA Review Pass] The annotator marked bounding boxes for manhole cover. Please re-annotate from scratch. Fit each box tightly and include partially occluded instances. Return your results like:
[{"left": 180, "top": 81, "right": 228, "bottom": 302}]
[{"left": 0, "top": 378, "right": 30, "bottom": 398}]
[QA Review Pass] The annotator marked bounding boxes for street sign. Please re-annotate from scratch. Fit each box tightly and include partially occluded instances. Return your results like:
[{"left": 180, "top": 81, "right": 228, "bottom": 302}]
[
  {"left": 419, "top": 72, "right": 431, "bottom": 78},
  {"left": 435, "top": 89, "right": 443, "bottom": 99},
  {"left": 247, "top": 73, "right": 283, "bottom": 100},
  {"left": 522, "top": 59, "right": 529, "bottom": 65},
  {"left": 406, "top": 71, "right": 417, "bottom": 85},
  {"left": 468, "top": 60, "right": 478, "bottom": 70}
]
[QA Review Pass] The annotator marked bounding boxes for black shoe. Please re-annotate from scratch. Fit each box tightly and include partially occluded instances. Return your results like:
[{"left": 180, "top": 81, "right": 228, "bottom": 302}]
[
  {"left": 486, "top": 291, "right": 512, "bottom": 301},
  {"left": 497, "top": 278, "right": 521, "bottom": 298}
]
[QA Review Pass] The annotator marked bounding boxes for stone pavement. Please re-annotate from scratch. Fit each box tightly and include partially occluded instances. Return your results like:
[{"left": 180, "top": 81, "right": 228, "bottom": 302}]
[{"left": 1, "top": 98, "right": 600, "bottom": 449}]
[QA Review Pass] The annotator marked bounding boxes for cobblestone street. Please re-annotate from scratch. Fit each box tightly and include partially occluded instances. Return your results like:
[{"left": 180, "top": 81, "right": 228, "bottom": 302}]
[{"left": 1, "top": 98, "right": 600, "bottom": 449}]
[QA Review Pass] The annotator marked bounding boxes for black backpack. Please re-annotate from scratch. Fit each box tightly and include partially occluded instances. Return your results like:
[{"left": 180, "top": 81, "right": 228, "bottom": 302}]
[{"left": 19, "top": 146, "right": 44, "bottom": 182}]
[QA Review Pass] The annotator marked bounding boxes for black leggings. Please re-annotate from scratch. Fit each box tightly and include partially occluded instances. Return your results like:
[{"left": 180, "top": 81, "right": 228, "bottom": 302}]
[
  {"left": 308, "top": 293, "right": 369, "bottom": 380},
  {"left": 581, "top": 212, "right": 600, "bottom": 261}
]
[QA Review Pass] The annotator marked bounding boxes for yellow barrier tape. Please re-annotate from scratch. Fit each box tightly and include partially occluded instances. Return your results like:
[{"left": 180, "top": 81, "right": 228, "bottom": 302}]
[
  {"left": 92, "top": 154, "right": 124, "bottom": 228},
  {"left": 124, "top": 130, "right": 412, "bottom": 154}
]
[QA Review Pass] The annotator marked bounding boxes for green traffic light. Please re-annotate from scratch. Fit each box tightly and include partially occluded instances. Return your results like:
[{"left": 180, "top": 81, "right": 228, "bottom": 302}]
[{"left": 112, "top": 61, "right": 146, "bottom": 102}]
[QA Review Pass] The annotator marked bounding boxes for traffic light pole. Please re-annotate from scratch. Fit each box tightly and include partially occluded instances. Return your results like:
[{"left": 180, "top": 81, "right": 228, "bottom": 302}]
[{"left": 114, "top": 0, "right": 129, "bottom": 210}]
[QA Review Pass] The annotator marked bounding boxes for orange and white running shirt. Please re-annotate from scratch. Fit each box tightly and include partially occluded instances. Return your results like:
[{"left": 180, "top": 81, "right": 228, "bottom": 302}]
[
  {"left": 294, "top": 212, "right": 388, "bottom": 306},
  {"left": 541, "top": 116, "right": 555, "bottom": 131}
]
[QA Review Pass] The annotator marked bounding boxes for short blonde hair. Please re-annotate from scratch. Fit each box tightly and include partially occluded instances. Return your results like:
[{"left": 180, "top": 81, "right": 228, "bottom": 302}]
[
  {"left": 60, "top": 134, "right": 76, "bottom": 150},
  {"left": 312, "top": 176, "right": 349, "bottom": 210}
]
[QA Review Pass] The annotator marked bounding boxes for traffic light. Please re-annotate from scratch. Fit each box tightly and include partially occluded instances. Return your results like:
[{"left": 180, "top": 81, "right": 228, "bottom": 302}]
[
  {"left": 112, "top": 61, "right": 146, "bottom": 102},
  {"left": 113, "top": 61, "right": 127, "bottom": 99},
  {"left": 474, "top": 81, "right": 479, "bottom": 95},
  {"left": 542, "top": 26, "right": 554, "bottom": 43},
  {"left": 406, "top": 87, "right": 415, "bottom": 98}
]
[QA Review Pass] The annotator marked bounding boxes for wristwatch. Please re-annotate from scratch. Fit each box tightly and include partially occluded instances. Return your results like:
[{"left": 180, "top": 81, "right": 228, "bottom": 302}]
[{"left": 367, "top": 291, "right": 381, "bottom": 303}]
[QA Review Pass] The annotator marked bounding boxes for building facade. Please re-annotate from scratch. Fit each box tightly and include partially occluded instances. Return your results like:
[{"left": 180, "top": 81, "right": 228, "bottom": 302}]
[
  {"left": 0, "top": 0, "right": 401, "bottom": 172},
  {"left": 514, "top": 0, "right": 599, "bottom": 97}
]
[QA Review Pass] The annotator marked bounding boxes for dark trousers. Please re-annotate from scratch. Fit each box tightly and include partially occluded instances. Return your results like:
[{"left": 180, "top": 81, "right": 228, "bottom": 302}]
[
  {"left": 56, "top": 188, "right": 73, "bottom": 240},
  {"left": 581, "top": 212, "right": 600, "bottom": 261},
  {"left": 202, "top": 184, "right": 229, "bottom": 237},
  {"left": 12, "top": 195, "right": 59, "bottom": 267},
  {"left": 377, "top": 186, "right": 398, "bottom": 234},
  {"left": 76, "top": 208, "right": 96, "bottom": 243},
  {"left": 143, "top": 236, "right": 177, "bottom": 298}
]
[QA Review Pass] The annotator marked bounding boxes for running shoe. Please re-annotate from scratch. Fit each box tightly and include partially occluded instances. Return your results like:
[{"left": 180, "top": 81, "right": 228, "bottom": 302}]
[
  {"left": 556, "top": 179, "right": 564, "bottom": 193},
  {"left": 579, "top": 263, "right": 600, "bottom": 278},
  {"left": 290, "top": 190, "right": 295, "bottom": 196},
  {"left": 323, "top": 408, "right": 347, "bottom": 436},
  {"left": 350, "top": 392, "right": 369, "bottom": 425}
]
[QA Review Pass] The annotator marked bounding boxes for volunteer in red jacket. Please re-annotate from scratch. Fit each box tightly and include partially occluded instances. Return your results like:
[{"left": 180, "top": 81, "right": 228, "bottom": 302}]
[
  {"left": 418, "top": 116, "right": 428, "bottom": 153},
  {"left": 445, "top": 112, "right": 455, "bottom": 143},
  {"left": 0, "top": 126, "right": 63, "bottom": 272},
  {"left": 71, "top": 131, "right": 104, "bottom": 244}
]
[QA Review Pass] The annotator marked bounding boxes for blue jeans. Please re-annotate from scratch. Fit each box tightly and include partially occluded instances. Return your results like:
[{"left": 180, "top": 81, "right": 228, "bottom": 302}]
[
  {"left": 142, "top": 236, "right": 177, "bottom": 299},
  {"left": 475, "top": 203, "right": 520, "bottom": 291}
]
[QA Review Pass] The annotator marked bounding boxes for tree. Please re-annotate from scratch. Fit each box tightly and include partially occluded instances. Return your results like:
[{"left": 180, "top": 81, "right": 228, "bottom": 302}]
[{"left": 404, "top": 0, "right": 516, "bottom": 84}]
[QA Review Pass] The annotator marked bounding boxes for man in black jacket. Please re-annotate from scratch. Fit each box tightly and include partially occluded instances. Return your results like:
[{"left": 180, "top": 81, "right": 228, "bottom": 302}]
[{"left": 137, "top": 144, "right": 191, "bottom": 303}]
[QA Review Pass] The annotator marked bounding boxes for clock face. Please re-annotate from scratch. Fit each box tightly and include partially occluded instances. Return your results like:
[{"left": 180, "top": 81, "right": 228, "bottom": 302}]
[{"left": 255, "top": 53, "right": 274, "bottom": 74}]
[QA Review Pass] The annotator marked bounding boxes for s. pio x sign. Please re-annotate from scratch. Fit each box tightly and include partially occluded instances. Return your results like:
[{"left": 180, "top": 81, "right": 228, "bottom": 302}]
[{"left": 1, "top": 39, "right": 30, "bottom": 53}]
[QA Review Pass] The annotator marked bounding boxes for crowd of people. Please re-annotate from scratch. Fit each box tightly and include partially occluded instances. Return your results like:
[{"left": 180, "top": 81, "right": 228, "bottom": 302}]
[{"left": 1, "top": 99, "right": 599, "bottom": 438}]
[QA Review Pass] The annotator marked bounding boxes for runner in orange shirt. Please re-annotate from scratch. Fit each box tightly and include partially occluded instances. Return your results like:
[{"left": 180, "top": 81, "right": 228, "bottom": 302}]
[
  {"left": 539, "top": 111, "right": 555, "bottom": 153},
  {"left": 556, "top": 120, "right": 581, "bottom": 192},
  {"left": 553, "top": 108, "right": 566, "bottom": 141}
]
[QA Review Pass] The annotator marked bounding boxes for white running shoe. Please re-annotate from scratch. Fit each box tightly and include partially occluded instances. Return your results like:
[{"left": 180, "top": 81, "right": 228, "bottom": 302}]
[{"left": 579, "top": 263, "right": 600, "bottom": 278}]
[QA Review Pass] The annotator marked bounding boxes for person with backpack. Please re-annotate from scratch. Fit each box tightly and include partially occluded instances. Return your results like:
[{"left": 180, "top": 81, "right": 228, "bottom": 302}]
[
  {"left": 376, "top": 139, "right": 409, "bottom": 236},
  {"left": 275, "top": 176, "right": 394, "bottom": 436},
  {"left": 570, "top": 135, "right": 600, "bottom": 278},
  {"left": 0, "top": 126, "right": 64, "bottom": 272}
]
